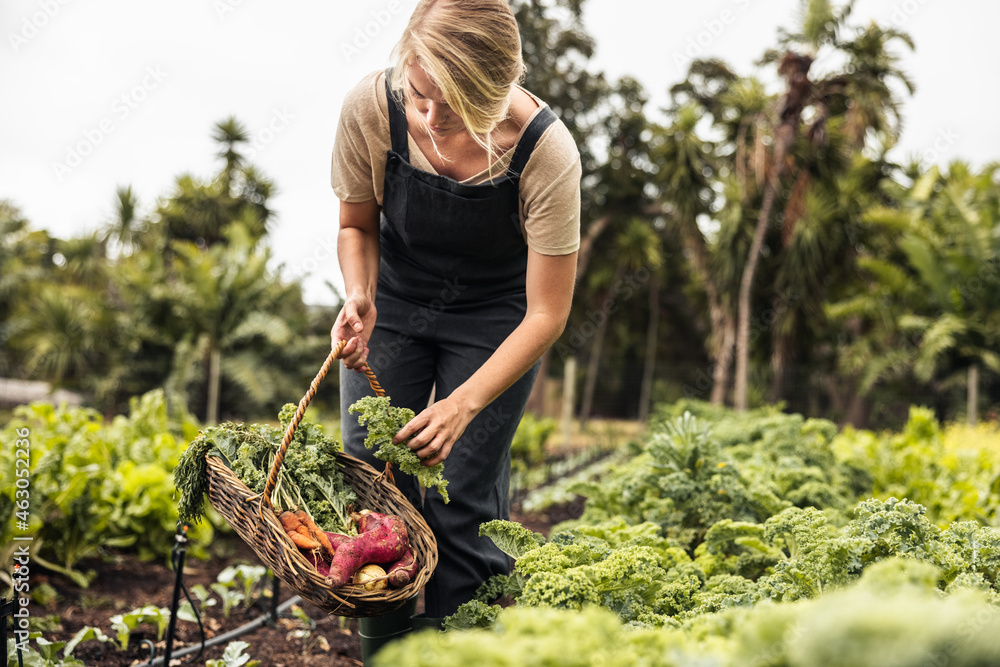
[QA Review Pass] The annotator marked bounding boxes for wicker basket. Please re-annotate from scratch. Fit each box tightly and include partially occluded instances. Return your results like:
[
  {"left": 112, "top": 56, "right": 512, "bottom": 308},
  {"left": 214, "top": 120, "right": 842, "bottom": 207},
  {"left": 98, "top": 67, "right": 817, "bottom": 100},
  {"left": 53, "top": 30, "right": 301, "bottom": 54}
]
[{"left": 203, "top": 341, "right": 438, "bottom": 617}]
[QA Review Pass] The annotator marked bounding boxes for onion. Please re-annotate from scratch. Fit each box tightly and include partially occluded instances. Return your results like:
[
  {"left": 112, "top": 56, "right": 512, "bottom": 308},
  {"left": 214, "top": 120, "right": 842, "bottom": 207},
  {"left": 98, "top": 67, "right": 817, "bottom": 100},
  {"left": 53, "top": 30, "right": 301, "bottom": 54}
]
[{"left": 352, "top": 563, "right": 388, "bottom": 591}]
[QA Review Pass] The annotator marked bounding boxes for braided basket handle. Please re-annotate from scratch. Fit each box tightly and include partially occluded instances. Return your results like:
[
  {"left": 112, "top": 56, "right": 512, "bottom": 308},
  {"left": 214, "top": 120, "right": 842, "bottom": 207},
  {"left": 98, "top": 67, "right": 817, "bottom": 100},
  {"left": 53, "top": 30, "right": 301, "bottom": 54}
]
[{"left": 257, "top": 340, "right": 385, "bottom": 509}]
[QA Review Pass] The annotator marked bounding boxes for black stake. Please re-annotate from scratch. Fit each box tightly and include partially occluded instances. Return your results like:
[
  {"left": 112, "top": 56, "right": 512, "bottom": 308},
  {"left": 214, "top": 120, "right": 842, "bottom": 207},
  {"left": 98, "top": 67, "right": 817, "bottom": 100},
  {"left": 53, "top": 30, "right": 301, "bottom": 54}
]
[
  {"left": 2, "top": 597, "right": 25, "bottom": 667},
  {"left": 162, "top": 522, "right": 189, "bottom": 666}
]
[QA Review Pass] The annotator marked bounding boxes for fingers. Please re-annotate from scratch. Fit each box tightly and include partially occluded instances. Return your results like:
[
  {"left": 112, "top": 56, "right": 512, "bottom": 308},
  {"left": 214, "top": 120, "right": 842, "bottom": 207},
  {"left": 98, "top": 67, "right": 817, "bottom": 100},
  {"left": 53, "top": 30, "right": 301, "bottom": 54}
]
[
  {"left": 393, "top": 412, "right": 426, "bottom": 445},
  {"left": 421, "top": 438, "right": 452, "bottom": 467},
  {"left": 332, "top": 294, "right": 376, "bottom": 372},
  {"left": 343, "top": 300, "right": 365, "bottom": 337},
  {"left": 338, "top": 336, "right": 369, "bottom": 371},
  {"left": 396, "top": 409, "right": 461, "bottom": 466}
]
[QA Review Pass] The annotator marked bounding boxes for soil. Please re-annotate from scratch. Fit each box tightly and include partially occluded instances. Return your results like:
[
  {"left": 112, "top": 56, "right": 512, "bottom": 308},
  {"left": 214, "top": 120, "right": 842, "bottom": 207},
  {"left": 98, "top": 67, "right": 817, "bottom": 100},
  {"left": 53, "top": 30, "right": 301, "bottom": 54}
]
[{"left": 23, "top": 499, "right": 582, "bottom": 667}]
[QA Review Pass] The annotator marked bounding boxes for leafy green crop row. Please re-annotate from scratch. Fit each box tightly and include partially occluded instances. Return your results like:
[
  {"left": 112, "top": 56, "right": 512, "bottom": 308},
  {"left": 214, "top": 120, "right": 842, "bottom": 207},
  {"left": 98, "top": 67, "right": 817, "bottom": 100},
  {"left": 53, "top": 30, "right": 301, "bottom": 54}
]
[
  {"left": 378, "top": 401, "right": 1000, "bottom": 666},
  {"left": 377, "top": 563, "right": 1000, "bottom": 667},
  {"left": 0, "top": 390, "right": 220, "bottom": 588}
]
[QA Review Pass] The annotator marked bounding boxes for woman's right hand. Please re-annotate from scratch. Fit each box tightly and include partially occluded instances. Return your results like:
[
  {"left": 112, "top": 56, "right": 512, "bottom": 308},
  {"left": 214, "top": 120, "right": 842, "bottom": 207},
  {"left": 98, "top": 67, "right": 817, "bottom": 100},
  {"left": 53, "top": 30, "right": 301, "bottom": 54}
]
[{"left": 332, "top": 294, "right": 377, "bottom": 371}]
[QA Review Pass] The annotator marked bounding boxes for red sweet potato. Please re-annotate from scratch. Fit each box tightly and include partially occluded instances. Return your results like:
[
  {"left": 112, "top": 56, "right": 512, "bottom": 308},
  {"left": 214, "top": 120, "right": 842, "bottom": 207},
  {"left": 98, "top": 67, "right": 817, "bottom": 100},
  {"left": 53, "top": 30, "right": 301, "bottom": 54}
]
[
  {"left": 303, "top": 550, "right": 331, "bottom": 577},
  {"left": 386, "top": 548, "right": 417, "bottom": 588},
  {"left": 325, "top": 532, "right": 352, "bottom": 550},
  {"left": 326, "top": 514, "right": 409, "bottom": 587}
]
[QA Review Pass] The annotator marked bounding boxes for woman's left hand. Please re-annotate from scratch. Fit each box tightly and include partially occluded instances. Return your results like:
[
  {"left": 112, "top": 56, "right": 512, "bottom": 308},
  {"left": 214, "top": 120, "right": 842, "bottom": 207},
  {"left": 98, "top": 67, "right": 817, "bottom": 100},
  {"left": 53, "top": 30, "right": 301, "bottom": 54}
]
[{"left": 393, "top": 397, "right": 476, "bottom": 467}]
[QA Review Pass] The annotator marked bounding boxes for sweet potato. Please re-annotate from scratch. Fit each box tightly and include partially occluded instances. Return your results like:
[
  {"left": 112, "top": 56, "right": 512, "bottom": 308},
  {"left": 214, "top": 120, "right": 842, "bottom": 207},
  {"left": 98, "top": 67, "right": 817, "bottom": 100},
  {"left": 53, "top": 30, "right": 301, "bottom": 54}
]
[
  {"left": 326, "top": 514, "right": 409, "bottom": 587},
  {"left": 386, "top": 548, "right": 417, "bottom": 588},
  {"left": 303, "top": 550, "right": 331, "bottom": 577},
  {"left": 325, "top": 532, "right": 352, "bottom": 550}
]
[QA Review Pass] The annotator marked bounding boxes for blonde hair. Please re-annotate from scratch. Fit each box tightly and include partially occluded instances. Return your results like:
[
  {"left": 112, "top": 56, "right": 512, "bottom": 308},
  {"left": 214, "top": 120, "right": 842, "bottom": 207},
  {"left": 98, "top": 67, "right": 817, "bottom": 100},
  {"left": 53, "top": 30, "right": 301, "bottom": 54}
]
[{"left": 389, "top": 0, "right": 525, "bottom": 165}]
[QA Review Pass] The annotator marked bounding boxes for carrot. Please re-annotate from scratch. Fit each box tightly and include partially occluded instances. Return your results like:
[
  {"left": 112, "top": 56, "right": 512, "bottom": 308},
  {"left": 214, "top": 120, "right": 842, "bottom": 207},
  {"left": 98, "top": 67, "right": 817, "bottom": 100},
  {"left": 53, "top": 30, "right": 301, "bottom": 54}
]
[
  {"left": 295, "top": 509, "right": 335, "bottom": 561},
  {"left": 287, "top": 530, "right": 320, "bottom": 550},
  {"left": 277, "top": 510, "right": 302, "bottom": 533}
]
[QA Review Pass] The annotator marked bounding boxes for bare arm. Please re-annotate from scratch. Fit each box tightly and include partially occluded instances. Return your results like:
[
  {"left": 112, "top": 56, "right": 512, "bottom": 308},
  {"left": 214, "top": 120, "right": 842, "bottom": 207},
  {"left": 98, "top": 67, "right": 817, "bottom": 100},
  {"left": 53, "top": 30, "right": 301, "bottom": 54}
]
[
  {"left": 394, "top": 249, "right": 578, "bottom": 465},
  {"left": 331, "top": 198, "right": 381, "bottom": 369}
]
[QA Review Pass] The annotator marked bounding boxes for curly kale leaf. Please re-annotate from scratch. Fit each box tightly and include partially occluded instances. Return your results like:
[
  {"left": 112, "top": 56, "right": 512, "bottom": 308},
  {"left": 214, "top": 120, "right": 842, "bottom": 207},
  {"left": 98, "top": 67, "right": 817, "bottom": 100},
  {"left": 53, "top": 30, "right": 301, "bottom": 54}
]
[
  {"left": 443, "top": 600, "right": 502, "bottom": 631},
  {"left": 349, "top": 395, "right": 449, "bottom": 503},
  {"left": 480, "top": 519, "right": 546, "bottom": 559}
]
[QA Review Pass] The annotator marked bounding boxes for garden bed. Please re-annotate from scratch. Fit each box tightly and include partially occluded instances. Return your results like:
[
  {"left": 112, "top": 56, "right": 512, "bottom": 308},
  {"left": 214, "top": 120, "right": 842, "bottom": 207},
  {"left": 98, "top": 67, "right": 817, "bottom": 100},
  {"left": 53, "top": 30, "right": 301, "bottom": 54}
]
[{"left": 24, "top": 500, "right": 581, "bottom": 666}]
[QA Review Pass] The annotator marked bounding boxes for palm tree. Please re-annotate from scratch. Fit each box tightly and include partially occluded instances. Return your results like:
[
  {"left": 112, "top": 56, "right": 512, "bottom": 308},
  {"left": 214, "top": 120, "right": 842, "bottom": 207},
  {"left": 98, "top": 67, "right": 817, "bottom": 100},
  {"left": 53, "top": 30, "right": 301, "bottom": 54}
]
[
  {"left": 155, "top": 118, "right": 274, "bottom": 249},
  {"left": 657, "top": 62, "right": 776, "bottom": 405},
  {"left": 7, "top": 286, "right": 96, "bottom": 384},
  {"left": 732, "top": 1, "right": 914, "bottom": 409},
  {"left": 651, "top": 102, "right": 729, "bottom": 403},
  {"left": 829, "top": 162, "right": 1000, "bottom": 424},
  {"left": 104, "top": 185, "right": 143, "bottom": 256},
  {"left": 55, "top": 232, "right": 107, "bottom": 290},
  {"left": 896, "top": 163, "right": 1000, "bottom": 423},
  {"left": 213, "top": 116, "right": 250, "bottom": 196},
  {"left": 168, "top": 226, "right": 292, "bottom": 423}
]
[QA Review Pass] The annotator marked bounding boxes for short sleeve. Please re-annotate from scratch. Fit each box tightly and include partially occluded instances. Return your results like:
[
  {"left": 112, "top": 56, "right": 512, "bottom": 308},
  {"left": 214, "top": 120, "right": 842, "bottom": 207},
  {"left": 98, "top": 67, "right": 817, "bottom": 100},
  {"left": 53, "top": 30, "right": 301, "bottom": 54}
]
[
  {"left": 330, "top": 71, "right": 389, "bottom": 204},
  {"left": 518, "top": 119, "right": 582, "bottom": 256}
]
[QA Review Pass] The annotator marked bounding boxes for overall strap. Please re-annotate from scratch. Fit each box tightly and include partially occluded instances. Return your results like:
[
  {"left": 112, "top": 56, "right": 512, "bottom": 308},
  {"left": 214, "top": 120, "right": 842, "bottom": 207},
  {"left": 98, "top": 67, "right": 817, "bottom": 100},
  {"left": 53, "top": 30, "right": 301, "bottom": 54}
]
[
  {"left": 384, "top": 68, "right": 409, "bottom": 160},
  {"left": 507, "top": 106, "right": 557, "bottom": 178}
]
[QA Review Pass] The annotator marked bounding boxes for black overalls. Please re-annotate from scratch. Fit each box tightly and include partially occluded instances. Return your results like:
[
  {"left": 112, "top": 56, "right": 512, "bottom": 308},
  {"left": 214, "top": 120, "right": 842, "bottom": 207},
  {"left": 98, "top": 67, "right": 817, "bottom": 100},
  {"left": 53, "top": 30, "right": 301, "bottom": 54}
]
[{"left": 340, "top": 72, "right": 557, "bottom": 617}]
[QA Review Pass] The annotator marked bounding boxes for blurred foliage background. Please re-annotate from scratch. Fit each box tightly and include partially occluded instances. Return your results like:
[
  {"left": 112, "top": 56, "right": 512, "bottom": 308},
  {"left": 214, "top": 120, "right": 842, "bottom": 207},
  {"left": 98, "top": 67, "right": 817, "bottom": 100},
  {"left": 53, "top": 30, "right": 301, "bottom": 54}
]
[{"left": 1, "top": 0, "right": 997, "bottom": 430}]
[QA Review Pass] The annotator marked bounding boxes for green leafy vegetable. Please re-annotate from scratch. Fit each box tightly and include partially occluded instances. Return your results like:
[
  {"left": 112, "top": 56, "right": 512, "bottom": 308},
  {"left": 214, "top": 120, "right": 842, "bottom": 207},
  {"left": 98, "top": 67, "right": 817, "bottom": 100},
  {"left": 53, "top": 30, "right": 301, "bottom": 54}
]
[
  {"left": 174, "top": 405, "right": 357, "bottom": 534},
  {"left": 349, "top": 395, "right": 450, "bottom": 502}
]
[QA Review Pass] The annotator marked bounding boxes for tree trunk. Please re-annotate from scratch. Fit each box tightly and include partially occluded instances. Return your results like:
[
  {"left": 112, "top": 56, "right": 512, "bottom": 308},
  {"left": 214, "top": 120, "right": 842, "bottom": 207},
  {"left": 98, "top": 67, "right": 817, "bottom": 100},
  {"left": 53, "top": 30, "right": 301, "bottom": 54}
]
[
  {"left": 638, "top": 274, "right": 661, "bottom": 422},
  {"left": 206, "top": 344, "right": 222, "bottom": 425},
  {"left": 846, "top": 392, "right": 870, "bottom": 429},
  {"left": 733, "top": 183, "right": 776, "bottom": 410},
  {"left": 968, "top": 363, "right": 979, "bottom": 425},
  {"left": 576, "top": 214, "right": 612, "bottom": 284},
  {"left": 579, "top": 309, "right": 610, "bottom": 426},
  {"left": 711, "top": 314, "right": 735, "bottom": 405},
  {"left": 561, "top": 355, "right": 577, "bottom": 448},
  {"left": 769, "top": 298, "right": 793, "bottom": 404},
  {"left": 579, "top": 267, "right": 624, "bottom": 424},
  {"left": 734, "top": 123, "right": 795, "bottom": 410},
  {"left": 670, "top": 209, "right": 733, "bottom": 405}
]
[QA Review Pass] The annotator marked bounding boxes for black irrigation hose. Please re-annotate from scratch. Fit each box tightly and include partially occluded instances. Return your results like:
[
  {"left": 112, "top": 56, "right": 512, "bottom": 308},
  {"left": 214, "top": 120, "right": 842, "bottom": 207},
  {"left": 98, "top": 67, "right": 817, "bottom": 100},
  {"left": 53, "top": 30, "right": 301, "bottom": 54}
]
[
  {"left": 143, "top": 594, "right": 303, "bottom": 667},
  {"left": 176, "top": 570, "right": 205, "bottom": 664}
]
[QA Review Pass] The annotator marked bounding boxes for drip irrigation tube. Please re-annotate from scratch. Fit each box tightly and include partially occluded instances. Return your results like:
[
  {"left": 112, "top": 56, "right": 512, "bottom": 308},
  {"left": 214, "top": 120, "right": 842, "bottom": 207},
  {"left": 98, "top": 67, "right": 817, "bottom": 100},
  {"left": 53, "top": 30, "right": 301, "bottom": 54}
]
[{"left": 142, "top": 594, "right": 302, "bottom": 666}]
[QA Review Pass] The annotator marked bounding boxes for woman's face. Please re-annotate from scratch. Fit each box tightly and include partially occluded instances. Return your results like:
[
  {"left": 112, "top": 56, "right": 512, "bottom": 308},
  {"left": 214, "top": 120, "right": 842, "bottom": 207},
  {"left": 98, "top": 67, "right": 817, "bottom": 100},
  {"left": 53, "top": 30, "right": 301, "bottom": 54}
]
[{"left": 405, "top": 64, "right": 464, "bottom": 138}]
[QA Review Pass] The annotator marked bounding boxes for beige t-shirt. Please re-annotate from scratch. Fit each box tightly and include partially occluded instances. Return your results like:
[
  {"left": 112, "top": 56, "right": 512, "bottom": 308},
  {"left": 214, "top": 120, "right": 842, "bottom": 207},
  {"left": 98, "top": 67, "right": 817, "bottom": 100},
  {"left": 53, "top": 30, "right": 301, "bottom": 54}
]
[{"left": 330, "top": 70, "right": 582, "bottom": 256}]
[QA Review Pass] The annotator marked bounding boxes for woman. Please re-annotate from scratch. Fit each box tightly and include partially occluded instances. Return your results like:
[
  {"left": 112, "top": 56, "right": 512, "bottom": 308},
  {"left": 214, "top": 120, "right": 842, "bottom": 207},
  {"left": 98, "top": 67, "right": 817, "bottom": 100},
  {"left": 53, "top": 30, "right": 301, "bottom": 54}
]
[{"left": 330, "top": 0, "right": 580, "bottom": 617}]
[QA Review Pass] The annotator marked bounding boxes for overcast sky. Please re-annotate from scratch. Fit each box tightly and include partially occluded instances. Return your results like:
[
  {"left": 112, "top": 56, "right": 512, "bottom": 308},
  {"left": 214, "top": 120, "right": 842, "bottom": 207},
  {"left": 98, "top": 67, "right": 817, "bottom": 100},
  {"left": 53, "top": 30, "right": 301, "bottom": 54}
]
[{"left": 2, "top": 0, "right": 997, "bottom": 306}]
